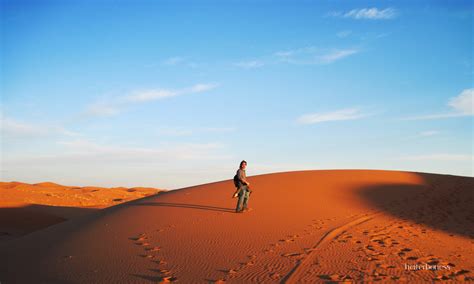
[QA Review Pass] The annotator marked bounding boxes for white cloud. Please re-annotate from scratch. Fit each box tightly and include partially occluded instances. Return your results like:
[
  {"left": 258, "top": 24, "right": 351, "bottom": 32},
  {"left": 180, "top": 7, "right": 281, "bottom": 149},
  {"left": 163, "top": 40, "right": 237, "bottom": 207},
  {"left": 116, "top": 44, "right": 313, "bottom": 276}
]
[
  {"left": 297, "top": 108, "right": 370, "bottom": 124},
  {"left": 330, "top": 7, "right": 397, "bottom": 20},
  {"left": 274, "top": 47, "right": 359, "bottom": 65},
  {"left": 402, "top": 88, "right": 474, "bottom": 120},
  {"left": 0, "top": 114, "right": 80, "bottom": 139},
  {"left": 162, "top": 56, "right": 198, "bottom": 68},
  {"left": 234, "top": 60, "right": 265, "bottom": 69},
  {"left": 155, "top": 126, "right": 235, "bottom": 136},
  {"left": 202, "top": 127, "right": 235, "bottom": 132},
  {"left": 448, "top": 88, "right": 473, "bottom": 115},
  {"left": 319, "top": 49, "right": 359, "bottom": 64},
  {"left": 84, "top": 83, "right": 219, "bottom": 117},
  {"left": 163, "top": 56, "right": 185, "bottom": 65},
  {"left": 186, "top": 83, "right": 219, "bottom": 93},
  {"left": 6, "top": 138, "right": 231, "bottom": 164},
  {"left": 235, "top": 46, "right": 359, "bottom": 68},
  {"left": 274, "top": 50, "right": 295, "bottom": 57},
  {"left": 397, "top": 154, "right": 473, "bottom": 162},
  {"left": 3, "top": 138, "right": 234, "bottom": 188},
  {"left": 85, "top": 102, "right": 121, "bottom": 117},
  {"left": 125, "top": 83, "right": 218, "bottom": 103},
  {"left": 336, "top": 30, "right": 352, "bottom": 38},
  {"left": 418, "top": 130, "right": 439, "bottom": 137},
  {"left": 402, "top": 113, "right": 467, "bottom": 120},
  {"left": 126, "top": 89, "right": 176, "bottom": 103}
]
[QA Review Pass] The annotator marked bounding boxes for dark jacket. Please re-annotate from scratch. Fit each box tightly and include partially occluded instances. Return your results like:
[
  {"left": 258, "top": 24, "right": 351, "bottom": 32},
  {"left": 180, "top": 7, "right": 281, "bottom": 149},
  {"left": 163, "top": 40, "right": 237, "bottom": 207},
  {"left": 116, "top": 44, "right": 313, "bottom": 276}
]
[{"left": 236, "top": 168, "right": 249, "bottom": 188}]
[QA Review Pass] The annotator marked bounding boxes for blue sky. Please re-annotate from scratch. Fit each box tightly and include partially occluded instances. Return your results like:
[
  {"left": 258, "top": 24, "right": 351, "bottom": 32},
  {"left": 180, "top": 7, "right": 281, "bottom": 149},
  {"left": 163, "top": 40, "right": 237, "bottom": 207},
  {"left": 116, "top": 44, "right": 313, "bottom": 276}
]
[{"left": 1, "top": 0, "right": 472, "bottom": 189}]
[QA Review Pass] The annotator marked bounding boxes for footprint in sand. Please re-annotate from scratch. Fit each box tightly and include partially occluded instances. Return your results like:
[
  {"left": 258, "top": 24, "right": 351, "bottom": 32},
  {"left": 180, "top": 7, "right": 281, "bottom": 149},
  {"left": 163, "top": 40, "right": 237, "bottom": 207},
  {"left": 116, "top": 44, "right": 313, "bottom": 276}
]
[
  {"left": 427, "top": 258, "right": 440, "bottom": 265},
  {"left": 304, "top": 248, "right": 317, "bottom": 253},
  {"left": 240, "top": 260, "right": 255, "bottom": 266},
  {"left": 207, "top": 279, "right": 226, "bottom": 283},
  {"left": 146, "top": 246, "right": 161, "bottom": 252},
  {"left": 159, "top": 276, "right": 178, "bottom": 282},
  {"left": 153, "top": 260, "right": 167, "bottom": 265},
  {"left": 282, "top": 252, "right": 302, "bottom": 257},
  {"left": 269, "top": 272, "right": 281, "bottom": 280},
  {"left": 130, "top": 235, "right": 148, "bottom": 242},
  {"left": 365, "top": 245, "right": 375, "bottom": 251},
  {"left": 158, "top": 269, "right": 171, "bottom": 275},
  {"left": 318, "top": 274, "right": 347, "bottom": 281},
  {"left": 225, "top": 268, "right": 238, "bottom": 275}
]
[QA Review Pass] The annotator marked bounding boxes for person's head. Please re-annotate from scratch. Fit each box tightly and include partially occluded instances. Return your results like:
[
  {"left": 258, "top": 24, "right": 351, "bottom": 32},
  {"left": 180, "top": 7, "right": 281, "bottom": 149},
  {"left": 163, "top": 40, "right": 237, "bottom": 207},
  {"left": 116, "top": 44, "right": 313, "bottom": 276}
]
[{"left": 239, "top": 160, "right": 247, "bottom": 169}]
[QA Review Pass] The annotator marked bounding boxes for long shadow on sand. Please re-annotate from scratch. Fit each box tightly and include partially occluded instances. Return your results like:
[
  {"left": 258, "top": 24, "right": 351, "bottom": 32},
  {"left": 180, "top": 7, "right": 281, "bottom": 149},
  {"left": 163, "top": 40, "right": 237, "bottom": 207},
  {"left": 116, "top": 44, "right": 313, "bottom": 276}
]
[
  {"left": 0, "top": 204, "right": 99, "bottom": 240},
  {"left": 133, "top": 202, "right": 235, "bottom": 213},
  {"left": 357, "top": 173, "right": 474, "bottom": 239}
]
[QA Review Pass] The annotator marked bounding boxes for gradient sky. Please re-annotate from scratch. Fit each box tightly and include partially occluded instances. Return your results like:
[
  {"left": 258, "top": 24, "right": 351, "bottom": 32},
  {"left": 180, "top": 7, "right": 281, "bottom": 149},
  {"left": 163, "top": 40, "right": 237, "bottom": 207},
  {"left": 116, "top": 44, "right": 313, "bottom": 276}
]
[{"left": 1, "top": 0, "right": 473, "bottom": 189}]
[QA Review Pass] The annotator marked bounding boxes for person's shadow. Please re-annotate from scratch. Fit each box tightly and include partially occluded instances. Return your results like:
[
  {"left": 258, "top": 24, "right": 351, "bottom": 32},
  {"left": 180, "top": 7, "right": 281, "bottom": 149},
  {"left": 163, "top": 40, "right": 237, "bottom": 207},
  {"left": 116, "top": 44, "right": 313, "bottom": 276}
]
[{"left": 132, "top": 202, "right": 235, "bottom": 213}]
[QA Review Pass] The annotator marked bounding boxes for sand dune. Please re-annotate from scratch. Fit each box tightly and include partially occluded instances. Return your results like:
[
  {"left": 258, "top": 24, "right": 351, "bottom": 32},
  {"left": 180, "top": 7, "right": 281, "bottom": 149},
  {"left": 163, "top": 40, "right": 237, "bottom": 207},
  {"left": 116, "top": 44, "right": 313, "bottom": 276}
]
[
  {"left": 0, "top": 181, "right": 163, "bottom": 241},
  {"left": 0, "top": 170, "right": 473, "bottom": 283}
]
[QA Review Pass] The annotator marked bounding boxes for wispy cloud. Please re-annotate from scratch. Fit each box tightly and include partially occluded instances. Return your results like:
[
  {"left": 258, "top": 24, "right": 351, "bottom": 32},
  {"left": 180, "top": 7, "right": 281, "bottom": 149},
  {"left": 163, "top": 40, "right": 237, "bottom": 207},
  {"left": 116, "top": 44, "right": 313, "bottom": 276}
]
[
  {"left": 329, "top": 7, "right": 398, "bottom": 20},
  {"left": 418, "top": 130, "right": 439, "bottom": 137},
  {"left": 126, "top": 83, "right": 218, "bottom": 103},
  {"left": 4, "top": 138, "right": 232, "bottom": 165},
  {"left": 319, "top": 49, "right": 359, "bottom": 64},
  {"left": 297, "top": 108, "right": 371, "bottom": 124},
  {"left": 155, "top": 126, "right": 235, "bottom": 137},
  {"left": 402, "top": 88, "right": 473, "bottom": 120},
  {"left": 162, "top": 56, "right": 198, "bottom": 68},
  {"left": 449, "top": 88, "right": 473, "bottom": 114},
  {"left": 163, "top": 56, "right": 185, "bottom": 65},
  {"left": 233, "top": 45, "right": 360, "bottom": 69},
  {"left": 274, "top": 47, "right": 359, "bottom": 65},
  {"left": 397, "top": 154, "right": 473, "bottom": 162},
  {"left": 85, "top": 102, "right": 122, "bottom": 117},
  {"left": 125, "top": 89, "right": 176, "bottom": 103},
  {"left": 336, "top": 30, "right": 352, "bottom": 38},
  {"left": 0, "top": 114, "right": 81, "bottom": 139},
  {"left": 84, "top": 83, "right": 219, "bottom": 117},
  {"left": 234, "top": 60, "right": 265, "bottom": 69}
]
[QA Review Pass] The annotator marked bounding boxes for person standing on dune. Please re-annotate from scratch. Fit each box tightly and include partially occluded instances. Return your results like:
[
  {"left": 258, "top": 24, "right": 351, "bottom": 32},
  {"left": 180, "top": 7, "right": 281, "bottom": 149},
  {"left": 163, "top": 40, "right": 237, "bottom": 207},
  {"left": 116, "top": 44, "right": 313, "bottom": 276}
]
[{"left": 234, "top": 160, "right": 252, "bottom": 213}]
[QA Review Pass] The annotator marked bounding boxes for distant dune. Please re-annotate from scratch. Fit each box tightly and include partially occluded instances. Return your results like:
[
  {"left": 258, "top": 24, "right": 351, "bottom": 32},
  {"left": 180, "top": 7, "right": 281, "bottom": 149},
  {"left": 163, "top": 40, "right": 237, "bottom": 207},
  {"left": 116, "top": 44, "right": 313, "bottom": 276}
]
[
  {"left": 0, "top": 181, "right": 164, "bottom": 241},
  {"left": 0, "top": 170, "right": 473, "bottom": 283}
]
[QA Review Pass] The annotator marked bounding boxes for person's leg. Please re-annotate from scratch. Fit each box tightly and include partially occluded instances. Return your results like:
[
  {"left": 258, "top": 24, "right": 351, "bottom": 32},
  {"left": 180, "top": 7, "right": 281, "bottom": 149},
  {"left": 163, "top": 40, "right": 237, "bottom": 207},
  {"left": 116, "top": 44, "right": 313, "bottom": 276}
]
[
  {"left": 242, "top": 190, "right": 249, "bottom": 210},
  {"left": 235, "top": 191, "right": 245, "bottom": 212}
]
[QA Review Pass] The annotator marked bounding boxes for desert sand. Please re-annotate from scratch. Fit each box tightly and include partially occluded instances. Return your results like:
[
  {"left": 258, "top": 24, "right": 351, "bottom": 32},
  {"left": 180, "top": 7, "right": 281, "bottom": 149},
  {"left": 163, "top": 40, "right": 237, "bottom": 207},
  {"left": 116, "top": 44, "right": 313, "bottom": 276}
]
[
  {"left": 0, "top": 181, "right": 162, "bottom": 241},
  {"left": 0, "top": 170, "right": 473, "bottom": 283}
]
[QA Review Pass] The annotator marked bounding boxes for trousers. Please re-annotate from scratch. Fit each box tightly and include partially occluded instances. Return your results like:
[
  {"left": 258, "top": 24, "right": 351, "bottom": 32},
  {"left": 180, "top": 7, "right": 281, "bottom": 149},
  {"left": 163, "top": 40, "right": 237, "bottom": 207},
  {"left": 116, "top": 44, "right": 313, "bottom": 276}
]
[{"left": 235, "top": 185, "right": 250, "bottom": 212}]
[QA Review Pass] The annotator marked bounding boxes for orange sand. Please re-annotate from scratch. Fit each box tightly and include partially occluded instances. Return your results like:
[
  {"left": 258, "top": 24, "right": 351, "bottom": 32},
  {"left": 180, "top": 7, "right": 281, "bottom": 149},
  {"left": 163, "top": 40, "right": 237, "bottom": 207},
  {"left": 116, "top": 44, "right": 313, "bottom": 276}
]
[
  {"left": 0, "top": 170, "right": 472, "bottom": 283},
  {"left": 0, "top": 181, "right": 163, "bottom": 241}
]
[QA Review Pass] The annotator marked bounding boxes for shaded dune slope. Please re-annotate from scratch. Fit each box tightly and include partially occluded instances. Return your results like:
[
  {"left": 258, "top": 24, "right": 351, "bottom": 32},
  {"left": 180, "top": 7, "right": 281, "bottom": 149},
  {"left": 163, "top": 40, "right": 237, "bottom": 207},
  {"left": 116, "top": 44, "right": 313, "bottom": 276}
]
[{"left": 0, "top": 181, "right": 161, "bottom": 241}]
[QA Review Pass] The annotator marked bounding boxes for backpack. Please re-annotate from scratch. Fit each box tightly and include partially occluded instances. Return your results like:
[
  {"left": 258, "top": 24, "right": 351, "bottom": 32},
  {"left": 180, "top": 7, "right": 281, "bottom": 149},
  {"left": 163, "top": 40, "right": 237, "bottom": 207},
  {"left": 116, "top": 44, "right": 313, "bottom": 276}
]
[{"left": 233, "top": 174, "right": 240, "bottom": 188}]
